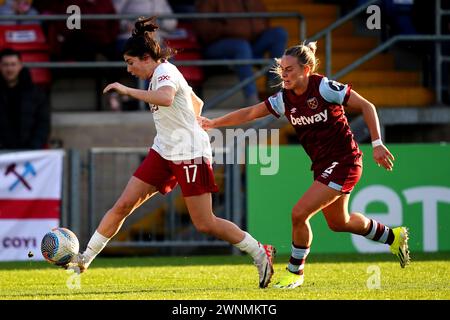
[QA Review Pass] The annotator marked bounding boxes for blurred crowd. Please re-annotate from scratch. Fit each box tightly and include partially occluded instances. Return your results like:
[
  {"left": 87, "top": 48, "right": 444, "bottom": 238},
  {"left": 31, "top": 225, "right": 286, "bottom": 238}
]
[
  {"left": 0, "top": 0, "right": 449, "bottom": 150},
  {"left": 0, "top": 0, "right": 447, "bottom": 72}
]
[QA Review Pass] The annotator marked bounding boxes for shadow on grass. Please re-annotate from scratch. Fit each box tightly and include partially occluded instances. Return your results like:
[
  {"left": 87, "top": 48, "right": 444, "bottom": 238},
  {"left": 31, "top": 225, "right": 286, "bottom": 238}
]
[{"left": 0, "top": 252, "right": 448, "bottom": 271}]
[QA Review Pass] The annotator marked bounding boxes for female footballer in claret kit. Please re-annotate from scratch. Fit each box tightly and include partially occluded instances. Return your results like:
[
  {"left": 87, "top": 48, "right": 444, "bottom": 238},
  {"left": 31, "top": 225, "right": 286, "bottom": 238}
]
[{"left": 198, "top": 41, "right": 410, "bottom": 288}]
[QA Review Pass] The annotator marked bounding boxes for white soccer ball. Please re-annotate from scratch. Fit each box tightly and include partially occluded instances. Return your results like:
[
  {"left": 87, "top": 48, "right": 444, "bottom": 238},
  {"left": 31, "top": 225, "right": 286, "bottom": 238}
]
[{"left": 41, "top": 227, "right": 79, "bottom": 266}]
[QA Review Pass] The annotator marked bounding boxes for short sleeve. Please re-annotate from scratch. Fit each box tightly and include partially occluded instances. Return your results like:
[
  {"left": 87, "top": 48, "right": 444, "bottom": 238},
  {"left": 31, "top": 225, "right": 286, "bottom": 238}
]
[
  {"left": 264, "top": 91, "right": 285, "bottom": 118},
  {"left": 319, "top": 77, "right": 352, "bottom": 106},
  {"left": 154, "top": 63, "right": 178, "bottom": 91}
]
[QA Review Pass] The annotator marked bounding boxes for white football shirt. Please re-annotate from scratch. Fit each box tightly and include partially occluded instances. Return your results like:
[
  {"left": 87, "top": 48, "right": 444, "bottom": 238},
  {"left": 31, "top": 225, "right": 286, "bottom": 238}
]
[{"left": 149, "top": 61, "right": 212, "bottom": 161}]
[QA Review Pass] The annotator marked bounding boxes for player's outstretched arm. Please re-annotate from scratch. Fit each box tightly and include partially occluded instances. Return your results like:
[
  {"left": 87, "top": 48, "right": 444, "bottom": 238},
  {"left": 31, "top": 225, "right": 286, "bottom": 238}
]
[
  {"left": 346, "top": 89, "right": 395, "bottom": 171},
  {"left": 198, "top": 102, "right": 270, "bottom": 130},
  {"left": 103, "top": 82, "right": 176, "bottom": 107}
]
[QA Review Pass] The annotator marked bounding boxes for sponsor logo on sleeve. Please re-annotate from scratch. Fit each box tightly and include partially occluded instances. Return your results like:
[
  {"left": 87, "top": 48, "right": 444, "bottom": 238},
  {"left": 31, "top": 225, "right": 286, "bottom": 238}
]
[
  {"left": 328, "top": 80, "right": 345, "bottom": 91},
  {"left": 158, "top": 75, "right": 170, "bottom": 82}
]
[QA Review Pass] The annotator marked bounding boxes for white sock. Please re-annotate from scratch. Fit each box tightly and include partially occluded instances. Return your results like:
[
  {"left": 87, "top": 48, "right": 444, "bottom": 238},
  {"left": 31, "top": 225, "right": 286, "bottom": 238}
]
[
  {"left": 82, "top": 230, "right": 110, "bottom": 265},
  {"left": 233, "top": 232, "right": 265, "bottom": 262}
]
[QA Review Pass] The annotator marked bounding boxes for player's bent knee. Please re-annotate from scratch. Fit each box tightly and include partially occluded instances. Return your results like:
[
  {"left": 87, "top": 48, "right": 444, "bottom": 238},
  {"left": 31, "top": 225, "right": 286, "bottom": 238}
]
[
  {"left": 327, "top": 222, "right": 348, "bottom": 232},
  {"left": 291, "top": 207, "right": 309, "bottom": 225},
  {"left": 193, "top": 222, "right": 215, "bottom": 235}
]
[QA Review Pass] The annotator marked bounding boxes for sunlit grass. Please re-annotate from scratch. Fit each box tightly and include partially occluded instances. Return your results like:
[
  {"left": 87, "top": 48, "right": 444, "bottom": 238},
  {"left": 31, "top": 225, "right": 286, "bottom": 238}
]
[{"left": 0, "top": 252, "right": 448, "bottom": 300}]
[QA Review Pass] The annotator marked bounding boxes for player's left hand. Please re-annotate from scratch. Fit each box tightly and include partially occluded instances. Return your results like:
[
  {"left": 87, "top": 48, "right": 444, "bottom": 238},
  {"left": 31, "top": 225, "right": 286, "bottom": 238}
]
[
  {"left": 197, "top": 116, "right": 214, "bottom": 131},
  {"left": 103, "top": 82, "right": 129, "bottom": 96},
  {"left": 373, "top": 145, "right": 395, "bottom": 171}
]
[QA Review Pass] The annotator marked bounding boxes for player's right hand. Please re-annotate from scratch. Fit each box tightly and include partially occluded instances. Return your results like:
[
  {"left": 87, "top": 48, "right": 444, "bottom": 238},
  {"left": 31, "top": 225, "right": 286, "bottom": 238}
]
[
  {"left": 373, "top": 145, "right": 395, "bottom": 171},
  {"left": 103, "top": 82, "right": 129, "bottom": 96}
]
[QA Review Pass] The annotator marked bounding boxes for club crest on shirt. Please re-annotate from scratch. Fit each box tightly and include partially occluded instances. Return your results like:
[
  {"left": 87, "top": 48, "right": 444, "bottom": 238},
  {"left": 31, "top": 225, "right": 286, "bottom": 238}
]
[{"left": 307, "top": 97, "right": 318, "bottom": 109}]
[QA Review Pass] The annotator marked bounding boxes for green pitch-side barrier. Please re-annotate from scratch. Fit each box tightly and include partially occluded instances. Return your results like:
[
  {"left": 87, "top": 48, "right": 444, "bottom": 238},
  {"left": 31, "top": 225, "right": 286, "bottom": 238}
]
[{"left": 247, "top": 144, "right": 450, "bottom": 254}]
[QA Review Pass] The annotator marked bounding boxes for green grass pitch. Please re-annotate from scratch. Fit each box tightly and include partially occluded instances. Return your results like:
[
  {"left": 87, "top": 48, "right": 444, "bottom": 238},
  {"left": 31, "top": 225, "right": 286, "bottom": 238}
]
[{"left": 0, "top": 252, "right": 449, "bottom": 300}]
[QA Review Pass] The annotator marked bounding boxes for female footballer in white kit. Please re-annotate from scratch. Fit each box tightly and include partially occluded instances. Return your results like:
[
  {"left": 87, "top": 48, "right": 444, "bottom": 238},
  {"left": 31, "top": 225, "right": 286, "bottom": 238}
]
[{"left": 65, "top": 17, "right": 275, "bottom": 288}]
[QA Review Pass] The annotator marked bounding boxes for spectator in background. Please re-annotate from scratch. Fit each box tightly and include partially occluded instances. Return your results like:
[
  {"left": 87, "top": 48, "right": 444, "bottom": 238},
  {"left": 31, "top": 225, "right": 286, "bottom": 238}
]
[
  {"left": 382, "top": 0, "right": 416, "bottom": 36},
  {"left": 193, "top": 0, "right": 288, "bottom": 105},
  {"left": 44, "top": 0, "right": 119, "bottom": 61},
  {"left": 0, "top": 48, "right": 50, "bottom": 150},
  {"left": 113, "top": 0, "right": 178, "bottom": 53},
  {"left": 168, "top": 0, "right": 196, "bottom": 13},
  {"left": 0, "top": 0, "right": 41, "bottom": 25}
]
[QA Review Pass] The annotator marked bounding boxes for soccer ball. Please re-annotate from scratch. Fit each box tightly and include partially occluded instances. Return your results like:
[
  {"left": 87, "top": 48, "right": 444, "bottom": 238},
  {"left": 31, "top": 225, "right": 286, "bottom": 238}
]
[{"left": 41, "top": 227, "right": 79, "bottom": 266}]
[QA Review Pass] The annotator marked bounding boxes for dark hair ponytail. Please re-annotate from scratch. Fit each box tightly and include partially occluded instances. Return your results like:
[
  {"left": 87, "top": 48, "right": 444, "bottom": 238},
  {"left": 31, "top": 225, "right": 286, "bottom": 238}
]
[{"left": 122, "top": 16, "right": 176, "bottom": 61}]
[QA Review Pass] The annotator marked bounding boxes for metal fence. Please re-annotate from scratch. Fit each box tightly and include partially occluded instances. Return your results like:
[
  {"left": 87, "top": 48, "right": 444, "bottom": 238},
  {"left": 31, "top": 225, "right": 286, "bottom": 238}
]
[
  {"left": 77, "top": 147, "right": 243, "bottom": 253},
  {"left": 0, "top": 148, "right": 241, "bottom": 254}
]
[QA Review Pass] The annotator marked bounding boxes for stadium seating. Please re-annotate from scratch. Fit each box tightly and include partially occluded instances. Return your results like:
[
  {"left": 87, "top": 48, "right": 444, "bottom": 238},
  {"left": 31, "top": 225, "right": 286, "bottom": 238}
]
[
  {"left": 0, "top": 24, "right": 51, "bottom": 87},
  {"left": 259, "top": 0, "right": 434, "bottom": 108},
  {"left": 165, "top": 22, "right": 205, "bottom": 90}
]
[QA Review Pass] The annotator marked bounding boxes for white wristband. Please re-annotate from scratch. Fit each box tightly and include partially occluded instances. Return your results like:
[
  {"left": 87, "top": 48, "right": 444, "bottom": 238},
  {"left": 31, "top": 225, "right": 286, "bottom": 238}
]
[{"left": 372, "top": 139, "right": 383, "bottom": 148}]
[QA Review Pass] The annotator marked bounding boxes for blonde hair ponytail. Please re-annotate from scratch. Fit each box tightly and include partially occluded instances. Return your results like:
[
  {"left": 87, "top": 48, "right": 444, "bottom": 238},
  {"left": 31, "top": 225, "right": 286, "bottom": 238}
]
[
  {"left": 305, "top": 41, "right": 317, "bottom": 55},
  {"left": 283, "top": 41, "right": 319, "bottom": 73}
]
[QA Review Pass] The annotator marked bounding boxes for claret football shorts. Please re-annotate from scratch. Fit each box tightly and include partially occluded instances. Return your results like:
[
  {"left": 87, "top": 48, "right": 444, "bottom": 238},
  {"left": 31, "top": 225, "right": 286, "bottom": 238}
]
[
  {"left": 314, "top": 155, "right": 362, "bottom": 194},
  {"left": 133, "top": 149, "right": 219, "bottom": 197}
]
